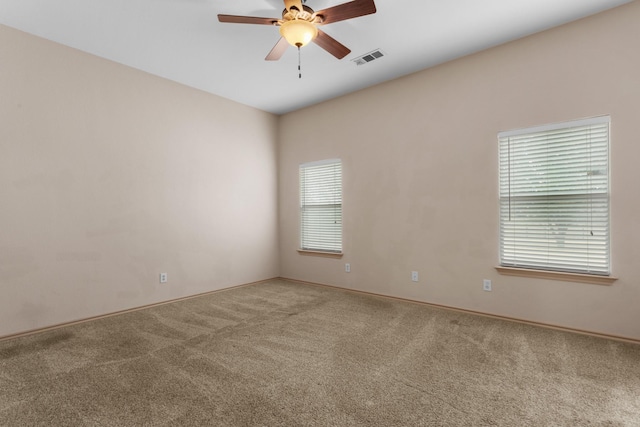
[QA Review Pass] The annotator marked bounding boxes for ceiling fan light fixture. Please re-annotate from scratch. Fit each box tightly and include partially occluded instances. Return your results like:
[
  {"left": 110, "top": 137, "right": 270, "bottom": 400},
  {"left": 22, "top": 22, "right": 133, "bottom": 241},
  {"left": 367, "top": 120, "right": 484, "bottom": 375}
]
[{"left": 279, "top": 19, "right": 318, "bottom": 47}]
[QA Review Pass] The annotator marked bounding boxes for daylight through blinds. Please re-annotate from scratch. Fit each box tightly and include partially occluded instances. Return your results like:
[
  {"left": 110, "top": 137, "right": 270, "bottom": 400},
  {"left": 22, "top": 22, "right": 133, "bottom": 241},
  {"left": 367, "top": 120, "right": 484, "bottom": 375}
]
[
  {"left": 498, "top": 117, "right": 610, "bottom": 275},
  {"left": 300, "top": 159, "right": 342, "bottom": 253}
]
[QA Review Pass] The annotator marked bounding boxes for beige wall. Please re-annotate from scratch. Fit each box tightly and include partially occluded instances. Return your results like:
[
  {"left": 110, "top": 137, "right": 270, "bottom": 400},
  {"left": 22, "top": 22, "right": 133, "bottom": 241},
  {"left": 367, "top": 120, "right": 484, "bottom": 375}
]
[
  {"left": 278, "top": 2, "right": 640, "bottom": 340},
  {"left": 0, "top": 25, "right": 279, "bottom": 337}
]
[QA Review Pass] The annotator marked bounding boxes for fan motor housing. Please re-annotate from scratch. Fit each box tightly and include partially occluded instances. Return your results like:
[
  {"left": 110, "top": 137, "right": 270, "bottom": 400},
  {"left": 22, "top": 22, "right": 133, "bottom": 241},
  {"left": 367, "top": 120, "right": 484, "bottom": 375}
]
[{"left": 281, "top": 5, "right": 322, "bottom": 24}]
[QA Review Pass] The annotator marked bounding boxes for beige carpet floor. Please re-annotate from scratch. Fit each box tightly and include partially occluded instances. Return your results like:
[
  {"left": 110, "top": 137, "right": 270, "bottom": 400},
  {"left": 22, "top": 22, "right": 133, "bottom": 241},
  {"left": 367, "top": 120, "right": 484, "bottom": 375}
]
[{"left": 1, "top": 279, "right": 639, "bottom": 426}]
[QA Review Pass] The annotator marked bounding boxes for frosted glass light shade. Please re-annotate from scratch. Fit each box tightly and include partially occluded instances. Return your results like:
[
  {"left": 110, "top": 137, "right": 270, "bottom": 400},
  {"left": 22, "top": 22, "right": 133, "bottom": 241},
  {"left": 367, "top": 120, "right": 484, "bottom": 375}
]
[{"left": 279, "top": 20, "right": 318, "bottom": 47}]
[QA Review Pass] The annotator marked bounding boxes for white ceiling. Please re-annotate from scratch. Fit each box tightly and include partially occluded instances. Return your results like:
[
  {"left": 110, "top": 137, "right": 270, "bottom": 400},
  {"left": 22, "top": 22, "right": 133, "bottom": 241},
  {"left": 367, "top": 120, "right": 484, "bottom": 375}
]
[{"left": 0, "top": 0, "right": 633, "bottom": 114}]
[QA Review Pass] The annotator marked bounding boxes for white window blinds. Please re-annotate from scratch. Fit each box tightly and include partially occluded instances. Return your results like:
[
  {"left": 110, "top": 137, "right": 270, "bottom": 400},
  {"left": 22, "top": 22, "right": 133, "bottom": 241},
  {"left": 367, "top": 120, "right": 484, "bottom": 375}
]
[
  {"left": 300, "top": 159, "right": 342, "bottom": 253},
  {"left": 498, "top": 116, "right": 610, "bottom": 275}
]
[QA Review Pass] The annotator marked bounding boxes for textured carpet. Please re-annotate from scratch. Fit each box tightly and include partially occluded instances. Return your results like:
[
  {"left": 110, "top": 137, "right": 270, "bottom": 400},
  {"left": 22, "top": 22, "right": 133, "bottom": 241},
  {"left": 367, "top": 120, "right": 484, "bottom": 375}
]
[{"left": 1, "top": 279, "right": 639, "bottom": 426}]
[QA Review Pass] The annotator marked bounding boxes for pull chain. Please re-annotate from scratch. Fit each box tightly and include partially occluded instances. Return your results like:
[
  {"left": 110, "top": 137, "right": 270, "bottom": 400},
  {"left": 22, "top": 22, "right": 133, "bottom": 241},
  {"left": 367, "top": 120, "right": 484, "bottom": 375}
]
[{"left": 298, "top": 45, "right": 302, "bottom": 79}]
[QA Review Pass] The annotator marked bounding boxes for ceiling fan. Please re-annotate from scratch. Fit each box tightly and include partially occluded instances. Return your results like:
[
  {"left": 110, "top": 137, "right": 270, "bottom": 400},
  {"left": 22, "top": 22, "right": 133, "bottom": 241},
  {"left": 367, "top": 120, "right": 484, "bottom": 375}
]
[{"left": 218, "top": 0, "right": 377, "bottom": 61}]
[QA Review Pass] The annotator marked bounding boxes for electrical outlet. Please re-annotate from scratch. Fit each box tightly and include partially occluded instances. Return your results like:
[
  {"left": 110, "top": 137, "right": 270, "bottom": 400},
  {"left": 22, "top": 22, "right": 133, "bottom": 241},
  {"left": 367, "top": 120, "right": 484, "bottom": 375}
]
[
  {"left": 345, "top": 263, "right": 351, "bottom": 273},
  {"left": 160, "top": 273, "right": 168, "bottom": 283},
  {"left": 411, "top": 271, "right": 419, "bottom": 282},
  {"left": 483, "top": 279, "right": 492, "bottom": 291}
]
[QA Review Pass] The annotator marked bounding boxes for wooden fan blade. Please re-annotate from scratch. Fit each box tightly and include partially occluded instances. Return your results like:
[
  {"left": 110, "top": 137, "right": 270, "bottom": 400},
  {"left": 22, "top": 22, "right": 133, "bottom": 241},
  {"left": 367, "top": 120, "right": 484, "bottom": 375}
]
[
  {"left": 313, "top": 29, "right": 351, "bottom": 59},
  {"left": 315, "top": 0, "right": 376, "bottom": 25},
  {"left": 266, "top": 37, "right": 290, "bottom": 61},
  {"left": 218, "top": 14, "right": 278, "bottom": 25}
]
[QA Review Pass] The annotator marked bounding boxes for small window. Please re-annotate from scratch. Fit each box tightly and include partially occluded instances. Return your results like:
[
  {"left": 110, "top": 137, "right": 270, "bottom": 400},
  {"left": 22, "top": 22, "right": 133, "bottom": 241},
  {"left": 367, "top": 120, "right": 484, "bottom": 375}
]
[
  {"left": 498, "top": 116, "right": 610, "bottom": 276},
  {"left": 299, "top": 159, "right": 342, "bottom": 253}
]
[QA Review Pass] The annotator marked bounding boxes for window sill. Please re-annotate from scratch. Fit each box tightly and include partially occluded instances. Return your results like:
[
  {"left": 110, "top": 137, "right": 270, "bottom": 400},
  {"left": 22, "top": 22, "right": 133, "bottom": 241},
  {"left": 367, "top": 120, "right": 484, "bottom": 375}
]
[
  {"left": 495, "top": 266, "right": 617, "bottom": 286},
  {"left": 297, "top": 249, "right": 343, "bottom": 259}
]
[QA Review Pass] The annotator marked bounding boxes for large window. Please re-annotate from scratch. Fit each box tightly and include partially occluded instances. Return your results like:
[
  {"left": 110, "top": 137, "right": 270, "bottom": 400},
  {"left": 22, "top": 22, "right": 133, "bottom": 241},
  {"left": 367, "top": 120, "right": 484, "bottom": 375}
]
[
  {"left": 299, "top": 159, "right": 342, "bottom": 253},
  {"left": 498, "top": 116, "right": 610, "bottom": 276}
]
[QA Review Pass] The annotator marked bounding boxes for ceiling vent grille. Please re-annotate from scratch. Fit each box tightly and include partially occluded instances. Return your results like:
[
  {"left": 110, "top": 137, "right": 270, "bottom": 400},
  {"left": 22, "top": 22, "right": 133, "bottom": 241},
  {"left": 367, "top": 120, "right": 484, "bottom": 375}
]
[{"left": 352, "top": 49, "right": 385, "bottom": 66}]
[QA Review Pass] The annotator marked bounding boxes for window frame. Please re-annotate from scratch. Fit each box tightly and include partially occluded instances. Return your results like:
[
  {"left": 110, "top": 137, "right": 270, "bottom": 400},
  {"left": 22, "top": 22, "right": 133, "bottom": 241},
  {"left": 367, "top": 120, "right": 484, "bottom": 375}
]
[
  {"left": 298, "top": 159, "right": 343, "bottom": 256},
  {"left": 497, "top": 116, "right": 614, "bottom": 282}
]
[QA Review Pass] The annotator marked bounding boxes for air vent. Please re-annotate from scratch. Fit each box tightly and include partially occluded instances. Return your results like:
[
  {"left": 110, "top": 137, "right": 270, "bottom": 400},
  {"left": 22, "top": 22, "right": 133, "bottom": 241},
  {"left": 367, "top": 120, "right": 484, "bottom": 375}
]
[{"left": 352, "top": 49, "right": 385, "bottom": 66}]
